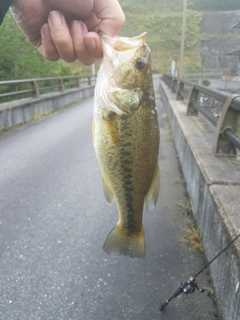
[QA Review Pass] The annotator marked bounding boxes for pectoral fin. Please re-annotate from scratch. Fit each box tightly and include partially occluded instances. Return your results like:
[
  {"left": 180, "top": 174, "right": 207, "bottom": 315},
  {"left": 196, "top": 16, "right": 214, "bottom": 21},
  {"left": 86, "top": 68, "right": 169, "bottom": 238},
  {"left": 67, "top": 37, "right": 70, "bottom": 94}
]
[
  {"left": 103, "top": 113, "right": 119, "bottom": 146},
  {"left": 102, "top": 176, "right": 114, "bottom": 204},
  {"left": 144, "top": 165, "right": 160, "bottom": 211},
  {"left": 108, "top": 89, "right": 141, "bottom": 113}
]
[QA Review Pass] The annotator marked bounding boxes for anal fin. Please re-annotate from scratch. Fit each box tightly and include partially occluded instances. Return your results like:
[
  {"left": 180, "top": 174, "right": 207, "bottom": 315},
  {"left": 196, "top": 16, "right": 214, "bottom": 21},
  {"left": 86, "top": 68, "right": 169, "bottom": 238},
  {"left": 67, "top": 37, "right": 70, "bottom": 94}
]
[
  {"left": 102, "top": 176, "right": 114, "bottom": 204},
  {"left": 144, "top": 164, "right": 160, "bottom": 211}
]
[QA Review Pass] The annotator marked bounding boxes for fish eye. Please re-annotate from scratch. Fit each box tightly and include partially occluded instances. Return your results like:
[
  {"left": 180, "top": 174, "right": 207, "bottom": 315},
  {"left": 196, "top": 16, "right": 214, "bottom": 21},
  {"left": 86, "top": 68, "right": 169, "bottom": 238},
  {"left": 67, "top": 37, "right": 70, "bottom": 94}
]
[{"left": 135, "top": 58, "right": 145, "bottom": 70}]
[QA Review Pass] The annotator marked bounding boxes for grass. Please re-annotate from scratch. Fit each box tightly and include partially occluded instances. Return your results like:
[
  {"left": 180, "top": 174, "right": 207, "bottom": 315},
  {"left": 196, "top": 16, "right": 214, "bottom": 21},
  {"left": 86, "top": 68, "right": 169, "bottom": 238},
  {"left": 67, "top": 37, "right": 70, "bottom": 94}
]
[
  {"left": 203, "top": 286, "right": 214, "bottom": 295},
  {"left": 176, "top": 199, "right": 191, "bottom": 211},
  {"left": 33, "top": 112, "right": 51, "bottom": 121},
  {"left": 2, "top": 126, "right": 10, "bottom": 132},
  {"left": 174, "top": 177, "right": 186, "bottom": 184},
  {"left": 118, "top": 3, "right": 204, "bottom": 73},
  {"left": 212, "top": 311, "right": 223, "bottom": 320},
  {"left": 166, "top": 134, "right": 174, "bottom": 141},
  {"left": 162, "top": 111, "right": 169, "bottom": 120},
  {"left": 180, "top": 222, "right": 204, "bottom": 253}
]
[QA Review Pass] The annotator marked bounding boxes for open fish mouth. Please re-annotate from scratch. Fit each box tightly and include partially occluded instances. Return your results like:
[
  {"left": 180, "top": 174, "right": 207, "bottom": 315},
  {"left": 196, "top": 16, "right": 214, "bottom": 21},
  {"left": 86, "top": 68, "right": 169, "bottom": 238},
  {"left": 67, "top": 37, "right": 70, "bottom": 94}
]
[
  {"left": 101, "top": 32, "right": 147, "bottom": 52},
  {"left": 100, "top": 32, "right": 148, "bottom": 63}
]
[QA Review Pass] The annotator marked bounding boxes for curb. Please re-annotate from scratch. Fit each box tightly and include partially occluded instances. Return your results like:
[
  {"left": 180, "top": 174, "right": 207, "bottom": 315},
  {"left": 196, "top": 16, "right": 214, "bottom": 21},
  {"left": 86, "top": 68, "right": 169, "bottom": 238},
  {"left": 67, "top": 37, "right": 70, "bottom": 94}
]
[{"left": 159, "top": 79, "right": 240, "bottom": 320}]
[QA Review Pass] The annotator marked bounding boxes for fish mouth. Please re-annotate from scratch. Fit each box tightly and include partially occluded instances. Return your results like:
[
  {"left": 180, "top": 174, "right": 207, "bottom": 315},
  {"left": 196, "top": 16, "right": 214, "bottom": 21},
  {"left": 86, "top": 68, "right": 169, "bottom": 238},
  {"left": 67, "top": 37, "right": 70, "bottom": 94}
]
[
  {"left": 100, "top": 32, "right": 149, "bottom": 67},
  {"left": 102, "top": 32, "right": 147, "bottom": 54},
  {"left": 101, "top": 32, "right": 147, "bottom": 52}
]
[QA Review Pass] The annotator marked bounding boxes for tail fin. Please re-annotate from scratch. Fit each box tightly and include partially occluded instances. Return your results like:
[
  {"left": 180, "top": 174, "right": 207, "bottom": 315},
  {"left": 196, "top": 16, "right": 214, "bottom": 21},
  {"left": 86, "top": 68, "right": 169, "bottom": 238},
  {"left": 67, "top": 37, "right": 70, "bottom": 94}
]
[{"left": 103, "top": 224, "right": 145, "bottom": 258}]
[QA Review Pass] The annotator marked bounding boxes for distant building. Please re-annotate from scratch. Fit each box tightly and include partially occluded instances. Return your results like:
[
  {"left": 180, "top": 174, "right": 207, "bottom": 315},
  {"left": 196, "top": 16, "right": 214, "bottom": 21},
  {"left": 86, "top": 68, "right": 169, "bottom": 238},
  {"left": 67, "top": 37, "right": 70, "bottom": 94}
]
[
  {"left": 225, "top": 22, "right": 240, "bottom": 76},
  {"left": 200, "top": 11, "right": 240, "bottom": 72}
]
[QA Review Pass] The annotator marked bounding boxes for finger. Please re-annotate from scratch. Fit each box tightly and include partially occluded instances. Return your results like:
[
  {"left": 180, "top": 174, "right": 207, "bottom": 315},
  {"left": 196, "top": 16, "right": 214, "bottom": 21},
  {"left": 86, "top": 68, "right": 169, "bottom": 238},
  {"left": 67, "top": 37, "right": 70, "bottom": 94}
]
[
  {"left": 48, "top": 11, "right": 76, "bottom": 63},
  {"left": 84, "top": 33, "right": 103, "bottom": 59},
  {"left": 10, "top": 0, "right": 49, "bottom": 46},
  {"left": 71, "top": 21, "right": 99, "bottom": 65},
  {"left": 38, "top": 23, "right": 60, "bottom": 61},
  {"left": 94, "top": 0, "right": 125, "bottom": 36}
]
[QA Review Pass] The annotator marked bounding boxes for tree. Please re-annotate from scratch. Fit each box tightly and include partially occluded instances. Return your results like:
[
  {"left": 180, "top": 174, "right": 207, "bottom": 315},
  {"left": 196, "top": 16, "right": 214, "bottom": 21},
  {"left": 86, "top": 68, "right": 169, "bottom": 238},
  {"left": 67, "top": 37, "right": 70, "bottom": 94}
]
[{"left": 0, "top": 13, "right": 91, "bottom": 81}]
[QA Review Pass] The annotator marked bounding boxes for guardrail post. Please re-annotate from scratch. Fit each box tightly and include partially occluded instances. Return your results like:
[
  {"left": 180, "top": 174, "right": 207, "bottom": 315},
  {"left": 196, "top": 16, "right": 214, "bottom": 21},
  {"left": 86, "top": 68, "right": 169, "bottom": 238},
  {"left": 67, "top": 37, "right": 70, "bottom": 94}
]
[
  {"left": 171, "top": 78, "right": 178, "bottom": 93},
  {"left": 187, "top": 85, "right": 199, "bottom": 116},
  {"left": 165, "top": 75, "right": 172, "bottom": 87},
  {"left": 88, "top": 76, "right": 91, "bottom": 86},
  {"left": 58, "top": 78, "right": 64, "bottom": 91},
  {"left": 73, "top": 77, "right": 78, "bottom": 89},
  {"left": 176, "top": 80, "right": 184, "bottom": 100},
  {"left": 77, "top": 77, "right": 81, "bottom": 88},
  {"left": 31, "top": 79, "right": 39, "bottom": 98},
  {"left": 213, "top": 94, "right": 240, "bottom": 156}
]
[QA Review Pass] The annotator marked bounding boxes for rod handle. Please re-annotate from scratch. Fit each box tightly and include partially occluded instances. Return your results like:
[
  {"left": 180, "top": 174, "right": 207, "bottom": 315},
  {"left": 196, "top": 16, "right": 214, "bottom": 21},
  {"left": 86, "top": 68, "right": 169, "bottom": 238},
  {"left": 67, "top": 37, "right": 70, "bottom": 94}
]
[{"left": 159, "top": 300, "right": 169, "bottom": 311}]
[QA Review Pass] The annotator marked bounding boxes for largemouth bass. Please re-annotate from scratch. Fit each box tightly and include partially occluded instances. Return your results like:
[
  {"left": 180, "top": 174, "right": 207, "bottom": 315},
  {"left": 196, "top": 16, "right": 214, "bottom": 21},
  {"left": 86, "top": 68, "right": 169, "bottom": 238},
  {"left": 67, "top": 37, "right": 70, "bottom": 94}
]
[{"left": 93, "top": 32, "right": 160, "bottom": 258}]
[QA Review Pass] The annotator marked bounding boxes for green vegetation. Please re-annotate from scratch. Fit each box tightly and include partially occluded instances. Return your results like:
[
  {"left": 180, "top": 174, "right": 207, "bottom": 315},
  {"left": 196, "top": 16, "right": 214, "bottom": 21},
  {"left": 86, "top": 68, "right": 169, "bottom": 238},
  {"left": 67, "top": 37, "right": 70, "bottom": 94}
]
[
  {"left": 202, "top": 78, "right": 211, "bottom": 86},
  {"left": 174, "top": 177, "right": 186, "bottom": 184},
  {"left": 0, "top": 0, "right": 240, "bottom": 80},
  {"left": 119, "top": 2, "right": 203, "bottom": 73},
  {"left": 176, "top": 200, "right": 191, "bottom": 212},
  {"left": 180, "top": 222, "right": 204, "bottom": 253},
  {"left": 0, "top": 13, "right": 91, "bottom": 81},
  {"left": 119, "top": 0, "right": 240, "bottom": 73}
]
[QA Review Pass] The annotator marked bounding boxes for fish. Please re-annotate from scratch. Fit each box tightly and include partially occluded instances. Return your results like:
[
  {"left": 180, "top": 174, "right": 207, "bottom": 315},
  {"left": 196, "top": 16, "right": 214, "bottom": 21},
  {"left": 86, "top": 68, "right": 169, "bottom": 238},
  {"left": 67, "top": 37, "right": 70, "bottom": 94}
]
[{"left": 93, "top": 32, "right": 160, "bottom": 258}]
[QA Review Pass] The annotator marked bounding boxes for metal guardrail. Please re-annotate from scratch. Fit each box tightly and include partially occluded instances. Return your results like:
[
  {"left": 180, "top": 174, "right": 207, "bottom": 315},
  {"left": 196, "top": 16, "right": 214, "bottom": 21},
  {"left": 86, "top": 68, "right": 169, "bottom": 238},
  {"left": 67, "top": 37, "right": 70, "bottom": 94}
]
[
  {"left": 162, "top": 74, "right": 240, "bottom": 157},
  {"left": 0, "top": 75, "right": 96, "bottom": 103}
]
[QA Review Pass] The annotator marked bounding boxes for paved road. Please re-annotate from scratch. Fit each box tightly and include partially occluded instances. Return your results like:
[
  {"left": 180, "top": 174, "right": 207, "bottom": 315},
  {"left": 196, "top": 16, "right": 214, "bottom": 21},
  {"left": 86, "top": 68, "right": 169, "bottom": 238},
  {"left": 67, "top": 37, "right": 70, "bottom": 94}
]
[
  {"left": 0, "top": 79, "right": 218, "bottom": 320},
  {"left": 208, "top": 78, "right": 240, "bottom": 90}
]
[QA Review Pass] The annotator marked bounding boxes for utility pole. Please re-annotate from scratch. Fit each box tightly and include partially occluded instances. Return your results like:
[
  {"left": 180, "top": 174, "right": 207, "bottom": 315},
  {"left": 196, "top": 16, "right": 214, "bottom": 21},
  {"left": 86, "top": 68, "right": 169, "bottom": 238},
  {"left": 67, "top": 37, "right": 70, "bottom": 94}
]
[{"left": 179, "top": 0, "right": 187, "bottom": 79}]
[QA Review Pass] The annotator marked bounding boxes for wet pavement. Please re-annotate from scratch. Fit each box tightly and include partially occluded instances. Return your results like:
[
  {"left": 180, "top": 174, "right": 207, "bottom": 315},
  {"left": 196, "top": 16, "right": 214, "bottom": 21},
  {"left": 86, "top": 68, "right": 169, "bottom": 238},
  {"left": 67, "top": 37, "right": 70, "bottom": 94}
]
[{"left": 0, "top": 78, "right": 219, "bottom": 320}]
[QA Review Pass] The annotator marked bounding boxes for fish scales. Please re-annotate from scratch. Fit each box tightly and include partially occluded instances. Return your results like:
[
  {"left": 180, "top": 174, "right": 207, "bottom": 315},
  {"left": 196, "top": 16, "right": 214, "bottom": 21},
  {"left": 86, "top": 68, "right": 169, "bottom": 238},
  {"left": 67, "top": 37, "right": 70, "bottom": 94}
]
[{"left": 93, "top": 32, "right": 160, "bottom": 258}]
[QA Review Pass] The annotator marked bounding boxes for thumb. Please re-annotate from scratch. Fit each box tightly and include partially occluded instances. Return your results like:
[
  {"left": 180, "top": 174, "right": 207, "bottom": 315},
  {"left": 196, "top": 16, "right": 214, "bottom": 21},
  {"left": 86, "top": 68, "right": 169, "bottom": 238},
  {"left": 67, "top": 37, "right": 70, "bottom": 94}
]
[{"left": 94, "top": 0, "right": 125, "bottom": 36}]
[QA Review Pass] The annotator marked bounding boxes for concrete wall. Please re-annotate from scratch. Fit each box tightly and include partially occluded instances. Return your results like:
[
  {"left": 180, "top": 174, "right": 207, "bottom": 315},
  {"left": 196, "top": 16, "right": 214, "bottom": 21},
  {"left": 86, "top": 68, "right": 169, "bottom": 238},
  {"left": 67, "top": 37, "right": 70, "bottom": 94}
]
[
  {"left": 0, "top": 86, "right": 95, "bottom": 132},
  {"left": 200, "top": 11, "right": 240, "bottom": 70},
  {"left": 159, "top": 78, "right": 240, "bottom": 320}
]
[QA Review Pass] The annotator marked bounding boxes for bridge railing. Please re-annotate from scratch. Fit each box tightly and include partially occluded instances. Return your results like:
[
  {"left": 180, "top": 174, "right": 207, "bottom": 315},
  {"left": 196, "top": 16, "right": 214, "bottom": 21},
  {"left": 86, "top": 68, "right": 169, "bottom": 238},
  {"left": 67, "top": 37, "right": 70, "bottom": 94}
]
[
  {"left": 0, "top": 75, "right": 96, "bottom": 103},
  {"left": 183, "top": 68, "right": 239, "bottom": 80},
  {"left": 162, "top": 74, "right": 240, "bottom": 157}
]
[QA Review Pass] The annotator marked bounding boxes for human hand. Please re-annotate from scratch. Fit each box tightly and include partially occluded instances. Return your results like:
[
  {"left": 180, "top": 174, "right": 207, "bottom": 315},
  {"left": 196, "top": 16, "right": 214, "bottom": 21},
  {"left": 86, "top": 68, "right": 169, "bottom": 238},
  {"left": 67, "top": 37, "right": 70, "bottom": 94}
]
[{"left": 10, "top": 0, "right": 125, "bottom": 65}]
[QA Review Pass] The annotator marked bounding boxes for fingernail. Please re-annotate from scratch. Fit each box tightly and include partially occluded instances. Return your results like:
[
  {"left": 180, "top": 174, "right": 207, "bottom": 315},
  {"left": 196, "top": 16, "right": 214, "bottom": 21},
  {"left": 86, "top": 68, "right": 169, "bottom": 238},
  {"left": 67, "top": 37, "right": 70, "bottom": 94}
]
[
  {"left": 71, "top": 21, "right": 82, "bottom": 38},
  {"left": 42, "top": 24, "right": 51, "bottom": 40},
  {"left": 71, "top": 21, "right": 87, "bottom": 38},
  {"left": 49, "top": 11, "right": 63, "bottom": 28}
]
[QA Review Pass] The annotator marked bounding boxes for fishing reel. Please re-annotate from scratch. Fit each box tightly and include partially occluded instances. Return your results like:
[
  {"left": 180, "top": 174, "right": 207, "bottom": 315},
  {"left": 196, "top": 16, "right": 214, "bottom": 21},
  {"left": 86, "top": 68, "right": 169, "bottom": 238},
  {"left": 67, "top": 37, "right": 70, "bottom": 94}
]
[
  {"left": 159, "top": 276, "right": 205, "bottom": 311},
  {"left": 182, "top": 276, "right": 205, "bottom": 294},
  {"left": 159, "top": 232, "right": 240, "bottom": 311}
]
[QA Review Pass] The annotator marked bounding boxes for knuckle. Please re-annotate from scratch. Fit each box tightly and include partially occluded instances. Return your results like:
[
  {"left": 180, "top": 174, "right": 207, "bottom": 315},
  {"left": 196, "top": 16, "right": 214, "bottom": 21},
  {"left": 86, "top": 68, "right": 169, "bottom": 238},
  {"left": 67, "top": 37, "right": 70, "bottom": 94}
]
[
  {"left": 119, "top": 13, "right": 126, "bottom": 26},
  {"left": 62, "top": 55, "right": 76, "bottom": 63},
  {"left": 41, "top": 49, "right": 60, "bottom": 61}
]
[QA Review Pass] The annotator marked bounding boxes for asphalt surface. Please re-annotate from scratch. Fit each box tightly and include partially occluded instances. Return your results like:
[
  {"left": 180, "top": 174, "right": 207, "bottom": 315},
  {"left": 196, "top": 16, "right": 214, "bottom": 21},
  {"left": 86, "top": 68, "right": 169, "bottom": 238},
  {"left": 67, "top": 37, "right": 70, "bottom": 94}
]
[
  {"left": 0, "top": 78, "right": 218, "bottom": 320},
  {"left": 207, "top": 78, "right": 240, "bottom": 90}
]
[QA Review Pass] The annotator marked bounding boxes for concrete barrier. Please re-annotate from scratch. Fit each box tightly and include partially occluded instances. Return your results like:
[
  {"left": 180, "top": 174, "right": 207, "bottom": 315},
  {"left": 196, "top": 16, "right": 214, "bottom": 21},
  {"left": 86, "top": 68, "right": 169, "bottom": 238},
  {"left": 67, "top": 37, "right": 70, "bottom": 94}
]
[
  {"left": 159, "top": 78, "right": 240, "bottom": 320},
  {"left": 0, "top": 85, "right": 95, "bottom": 131}
]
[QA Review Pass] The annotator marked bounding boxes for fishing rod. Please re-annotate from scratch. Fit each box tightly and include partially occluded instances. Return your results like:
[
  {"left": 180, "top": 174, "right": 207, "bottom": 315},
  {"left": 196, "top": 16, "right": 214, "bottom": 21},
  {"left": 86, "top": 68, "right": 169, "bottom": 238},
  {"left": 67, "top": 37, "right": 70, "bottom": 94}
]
[{"left": 159, "top": 232, "right": 240, "bottom": 311}]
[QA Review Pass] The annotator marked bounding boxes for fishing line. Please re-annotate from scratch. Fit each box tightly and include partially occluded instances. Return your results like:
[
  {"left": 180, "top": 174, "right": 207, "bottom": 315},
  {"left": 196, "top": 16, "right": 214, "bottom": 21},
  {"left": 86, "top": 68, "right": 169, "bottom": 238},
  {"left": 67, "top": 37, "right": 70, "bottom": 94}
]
[{"left": 159, "top": 232, "right": 240, "bottom": 311}]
